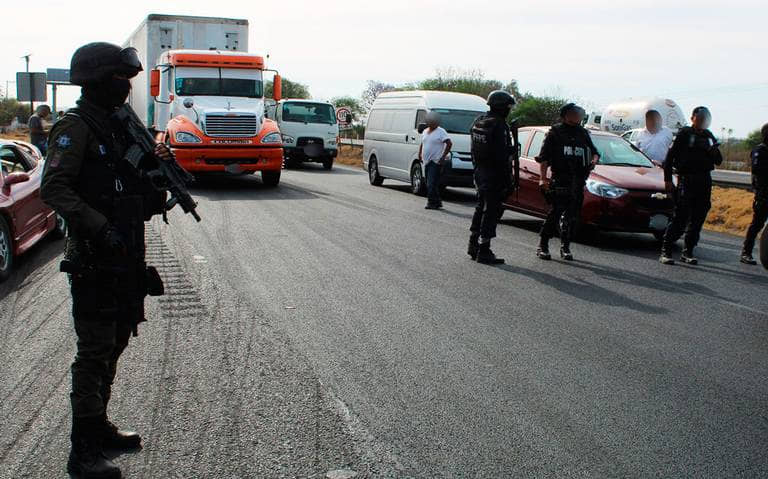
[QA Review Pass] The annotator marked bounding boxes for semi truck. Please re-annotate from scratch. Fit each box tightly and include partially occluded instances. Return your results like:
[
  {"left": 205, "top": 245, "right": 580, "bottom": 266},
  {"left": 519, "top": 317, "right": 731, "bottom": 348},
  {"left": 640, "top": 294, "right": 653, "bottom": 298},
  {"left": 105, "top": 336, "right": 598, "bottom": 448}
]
[{"left": 125, "top": 14, "right": 284, "bottom": 186}]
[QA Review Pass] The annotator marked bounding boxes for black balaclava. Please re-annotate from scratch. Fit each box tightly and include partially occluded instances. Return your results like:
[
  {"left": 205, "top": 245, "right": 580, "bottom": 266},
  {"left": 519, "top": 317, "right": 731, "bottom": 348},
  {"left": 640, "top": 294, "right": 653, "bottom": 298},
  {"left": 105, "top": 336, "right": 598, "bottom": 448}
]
[{"left": 82, "top": 77, "right": 131, "bottom": 110}]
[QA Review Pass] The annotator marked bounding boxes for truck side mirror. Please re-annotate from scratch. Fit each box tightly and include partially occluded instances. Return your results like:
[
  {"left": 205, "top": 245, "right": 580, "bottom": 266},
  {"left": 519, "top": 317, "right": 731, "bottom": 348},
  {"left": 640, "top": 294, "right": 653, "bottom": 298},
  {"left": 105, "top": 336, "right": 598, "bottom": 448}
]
[
  {"left": 183, "top": 98, "right": 194, "bottom": 108},
  {"left": 417, "top": 123, "right": 427, "bottom": 134},
  {"left": 150, "top": 69, "right": 161, "bottom": 97},
  {"left": 273, "top": 74, "right": 282, "bottom": 102}
]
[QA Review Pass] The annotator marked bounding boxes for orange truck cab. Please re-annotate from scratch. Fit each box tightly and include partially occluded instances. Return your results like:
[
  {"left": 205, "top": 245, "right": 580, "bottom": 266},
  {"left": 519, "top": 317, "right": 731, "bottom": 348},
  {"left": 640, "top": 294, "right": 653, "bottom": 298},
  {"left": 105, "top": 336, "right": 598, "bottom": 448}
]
[{"left": 147, "top": 49, "right": 284, "bottom": 185}]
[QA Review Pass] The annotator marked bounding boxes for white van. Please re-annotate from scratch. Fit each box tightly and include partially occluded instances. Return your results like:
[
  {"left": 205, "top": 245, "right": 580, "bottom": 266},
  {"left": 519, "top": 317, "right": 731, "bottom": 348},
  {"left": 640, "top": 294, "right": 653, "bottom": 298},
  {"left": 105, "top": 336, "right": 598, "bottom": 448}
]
[
  {"left": 266, "top": 99, "right": 340, "bottom": 169},
  {"left": 363, "top": 90, "right": 487, "bottom": 194}
]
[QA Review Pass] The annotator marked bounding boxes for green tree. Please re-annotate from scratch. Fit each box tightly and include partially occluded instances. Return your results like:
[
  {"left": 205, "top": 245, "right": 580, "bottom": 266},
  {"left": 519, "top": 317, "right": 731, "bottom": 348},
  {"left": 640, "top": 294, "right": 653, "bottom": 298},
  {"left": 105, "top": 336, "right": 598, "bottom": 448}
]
[
  {"left": 265, "top": 77, "right": 311, "bottom": 99},
  {"left": 744, "top": 129, "right": 763, "bottom": 150},
  {"left": 416, "top": 67, "right": 508, "bottom": 100},
  {"left": 361, "top": 80, "right": 395, "bottom": 111},
  {"left": 513, "top": 95, "right": 567, "bottom": 127},
  {"left": 0, "top": 98, "right": 29, "bottom": 126},
  {"left": 330, "top": 96, "right": 364, "bottom": 117}
]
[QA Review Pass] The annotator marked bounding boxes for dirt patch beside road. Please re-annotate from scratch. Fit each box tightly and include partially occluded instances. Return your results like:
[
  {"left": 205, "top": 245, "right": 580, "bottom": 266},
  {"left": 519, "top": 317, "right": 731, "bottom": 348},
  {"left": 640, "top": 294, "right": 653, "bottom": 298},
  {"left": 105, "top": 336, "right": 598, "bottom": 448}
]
[
  {"left": 336, "top": 145, "right": 364, "bottom": 168},
  {"left": 706, "top": 186, "right": 756, "bottom": 236}
]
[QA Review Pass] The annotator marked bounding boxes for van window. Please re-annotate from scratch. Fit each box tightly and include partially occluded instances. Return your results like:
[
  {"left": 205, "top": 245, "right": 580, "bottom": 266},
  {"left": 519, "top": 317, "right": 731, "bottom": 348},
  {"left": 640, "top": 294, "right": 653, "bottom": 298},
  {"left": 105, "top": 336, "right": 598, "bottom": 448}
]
[
  {"left": 415, "top": 109, "right": 427, "bottom": 128},
  {"left": 517, "top": 130, "right": 531, "bottom": 155},
  {"left": 429, "top": 109, "right": 485, "bottom": 135},
  {"left": 528, "top": 131, "right": 546, "bottom": 158}
]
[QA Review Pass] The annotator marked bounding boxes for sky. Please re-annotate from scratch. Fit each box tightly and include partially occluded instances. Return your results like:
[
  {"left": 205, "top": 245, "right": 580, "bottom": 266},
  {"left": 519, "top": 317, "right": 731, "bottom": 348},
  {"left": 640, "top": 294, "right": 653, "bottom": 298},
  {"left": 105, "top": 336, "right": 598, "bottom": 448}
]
[{"left": 2, "top": 0, "right": 766, "bottom": 137}]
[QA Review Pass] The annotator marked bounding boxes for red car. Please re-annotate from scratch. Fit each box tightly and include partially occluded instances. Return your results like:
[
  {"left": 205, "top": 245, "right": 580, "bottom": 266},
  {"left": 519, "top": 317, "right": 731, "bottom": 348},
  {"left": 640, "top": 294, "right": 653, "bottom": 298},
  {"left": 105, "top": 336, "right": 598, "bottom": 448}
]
[
  {"left": 504, "top": 127, "right": 674, "bottom": 240},
  {"left": 0, "top": 139, "right": 66, "bottom": 281}
]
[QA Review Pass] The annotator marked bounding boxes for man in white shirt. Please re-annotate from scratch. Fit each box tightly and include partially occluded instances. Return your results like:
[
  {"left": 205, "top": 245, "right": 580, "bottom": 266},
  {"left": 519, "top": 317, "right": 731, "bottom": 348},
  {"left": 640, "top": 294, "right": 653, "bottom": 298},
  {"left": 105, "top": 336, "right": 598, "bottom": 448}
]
[
  {"left": 419, "top": 112, "right": 452, "bottom": 209},
  {"left": 635, "top": 109, "right": 674, "bottom": 165}
]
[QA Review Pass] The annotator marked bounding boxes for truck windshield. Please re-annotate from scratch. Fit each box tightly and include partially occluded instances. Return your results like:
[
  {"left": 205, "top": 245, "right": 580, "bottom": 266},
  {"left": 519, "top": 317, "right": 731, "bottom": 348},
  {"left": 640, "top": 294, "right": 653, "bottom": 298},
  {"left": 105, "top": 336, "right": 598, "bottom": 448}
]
[
  {"left": 175, "top": 77, "right": 263, "bottom": 98},
  {"left": 282, "top": 102, "right": 336, "bottom": 124},
  {"left": 429, "top": 109, "right": 485, "bottom": 135},
  {"left": 593, "top": 135, "right": 654, "bottom": 168}
]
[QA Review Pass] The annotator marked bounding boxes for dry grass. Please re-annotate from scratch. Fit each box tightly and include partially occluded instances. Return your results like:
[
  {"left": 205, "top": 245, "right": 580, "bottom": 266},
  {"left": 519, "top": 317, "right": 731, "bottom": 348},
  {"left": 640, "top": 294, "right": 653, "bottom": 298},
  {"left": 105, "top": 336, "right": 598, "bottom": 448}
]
[
  {"left": 336, "top": 145, "right": 364, "bottom": 168},
  {"left": 705, "top": 186, "right": 755, "bottom": 236},
  {"left": 0, "top": 130, "right": 30, "bottom": 142}
]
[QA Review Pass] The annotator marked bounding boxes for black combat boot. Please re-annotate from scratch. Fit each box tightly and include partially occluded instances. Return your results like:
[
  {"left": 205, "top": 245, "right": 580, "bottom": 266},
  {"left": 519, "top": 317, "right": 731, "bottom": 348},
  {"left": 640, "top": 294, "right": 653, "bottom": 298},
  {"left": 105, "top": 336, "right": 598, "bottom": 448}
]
[
  {"left": 467, "top": 234, "right": 480, "bottom": 260},
  {"left": 476, "top": 242, "right": 504, "bottom": 265},
  {"left": 102, "top": 416, "right": 142, "bottom": 451},
  {"left": 536, "top": 237, "right": 551, "bottom": 260},
  {"left": 680, "top": 249, "right": 698, "bottom": 265},
  {"left": 68, "top": 417, "right": 122, "bottom": 479},
  {"left": 741, "top": 253, "right": 757, "bottom": 265},
  {"left": 560, "top": 243, "right": 574, "bottom": 261}
]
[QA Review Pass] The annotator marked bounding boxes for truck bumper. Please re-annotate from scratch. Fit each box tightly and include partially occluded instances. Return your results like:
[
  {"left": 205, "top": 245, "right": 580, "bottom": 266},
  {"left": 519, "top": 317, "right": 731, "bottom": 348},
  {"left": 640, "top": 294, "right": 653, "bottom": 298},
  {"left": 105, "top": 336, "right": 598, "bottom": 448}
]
[
  {"left": 284, "top": 146, "right": 338, "bottom": 162},
  {"left": 172, "top": 146, "right": 283, "bottom": 173}
]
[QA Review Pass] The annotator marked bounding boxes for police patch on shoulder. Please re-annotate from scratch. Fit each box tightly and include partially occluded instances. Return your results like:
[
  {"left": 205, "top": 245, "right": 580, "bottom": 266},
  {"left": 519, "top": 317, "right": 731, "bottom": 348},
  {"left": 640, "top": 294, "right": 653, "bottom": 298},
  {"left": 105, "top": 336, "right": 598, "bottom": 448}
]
[{"left": 56, "top": 135, "right": 72, "bottom": 149}]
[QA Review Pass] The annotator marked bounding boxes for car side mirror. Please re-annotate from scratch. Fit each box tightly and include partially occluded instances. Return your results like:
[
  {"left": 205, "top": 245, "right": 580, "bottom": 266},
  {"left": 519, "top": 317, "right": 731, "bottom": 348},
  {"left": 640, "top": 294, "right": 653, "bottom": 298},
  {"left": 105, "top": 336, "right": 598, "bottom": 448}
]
[
  {"left": 183, "top": 98, "right": 194, "bottom": 109},
  {"left": 4, "top": 171, "right": 30, "bottom": 186},
  {"left": 417, "top": 123, "right": 427, "bottom": 134}
]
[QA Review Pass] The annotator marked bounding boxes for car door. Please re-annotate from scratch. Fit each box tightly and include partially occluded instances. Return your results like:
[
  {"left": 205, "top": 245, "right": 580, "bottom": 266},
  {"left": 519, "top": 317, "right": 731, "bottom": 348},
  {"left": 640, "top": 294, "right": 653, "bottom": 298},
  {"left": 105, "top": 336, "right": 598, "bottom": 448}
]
[
  {"left": 516, "top": 130, "right": 550, "bottom": 214},
  {"left": 0, "top": 145, "right": 42, "bottom": 242}
]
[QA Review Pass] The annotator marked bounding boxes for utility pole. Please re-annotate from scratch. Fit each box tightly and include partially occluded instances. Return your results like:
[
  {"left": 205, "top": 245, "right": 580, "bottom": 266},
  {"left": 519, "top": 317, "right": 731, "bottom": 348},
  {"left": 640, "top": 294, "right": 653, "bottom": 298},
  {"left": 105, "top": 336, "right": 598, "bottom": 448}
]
[{"left": 21, "top": 54, "right": 32, "bottom": 115}]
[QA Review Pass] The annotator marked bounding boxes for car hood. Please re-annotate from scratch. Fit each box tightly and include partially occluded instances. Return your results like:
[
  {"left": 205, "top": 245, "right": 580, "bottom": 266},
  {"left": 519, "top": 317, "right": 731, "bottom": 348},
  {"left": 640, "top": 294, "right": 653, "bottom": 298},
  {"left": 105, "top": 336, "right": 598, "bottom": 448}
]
[{"left": 590, "top": 164, "right": 665, "bottom": 191}]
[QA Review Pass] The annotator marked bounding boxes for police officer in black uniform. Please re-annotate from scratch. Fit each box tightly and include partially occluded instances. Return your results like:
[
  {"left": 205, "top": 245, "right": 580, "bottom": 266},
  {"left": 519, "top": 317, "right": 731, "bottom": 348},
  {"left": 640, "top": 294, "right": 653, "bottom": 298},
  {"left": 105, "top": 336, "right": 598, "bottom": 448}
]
[
  {"left": 41, "top": 42, "right": 173, "bottom": 478},
  {"left": 741, "top": 123, "right": 768, "bottom": 265},
  {"left": 660, "top": 106, "right": 723, "bottom": 265},
  {"left": 536, "top": 103, "right": 600, "bottom": 261},
  {"left": 468, "top": 90, "right": 516, "bottom": 265}
]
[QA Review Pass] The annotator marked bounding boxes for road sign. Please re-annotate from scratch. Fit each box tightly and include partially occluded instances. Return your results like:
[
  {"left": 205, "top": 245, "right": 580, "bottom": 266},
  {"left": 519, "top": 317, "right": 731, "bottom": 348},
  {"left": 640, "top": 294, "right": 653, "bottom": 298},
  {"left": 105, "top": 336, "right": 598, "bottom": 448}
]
[
  {"left": 336, "top": 107, "right": 352, "bottom": 125},
  {"left": 46, "top": 68, "right": 71, "bottom": 84},
  {"left": 16, "top": 72, "right": 47, "bottom": 101}
]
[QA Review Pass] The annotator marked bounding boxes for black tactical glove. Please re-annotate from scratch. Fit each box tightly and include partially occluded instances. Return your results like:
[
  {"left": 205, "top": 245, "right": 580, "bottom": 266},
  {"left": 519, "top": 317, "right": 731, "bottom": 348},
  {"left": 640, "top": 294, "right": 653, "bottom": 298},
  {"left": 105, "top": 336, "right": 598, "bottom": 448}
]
[{"left": 99, "top": 225, "right": 127, "bottom": 256}]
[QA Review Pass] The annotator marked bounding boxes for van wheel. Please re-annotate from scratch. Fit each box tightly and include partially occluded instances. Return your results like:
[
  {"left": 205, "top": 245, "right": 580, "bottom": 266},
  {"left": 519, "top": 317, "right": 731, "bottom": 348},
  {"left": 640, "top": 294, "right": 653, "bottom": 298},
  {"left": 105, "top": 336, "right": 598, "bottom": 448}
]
[
  {"left": 50, "top": 214, "right": 67, "bottom": 240},
  {"left": 322, "top": 157, "right": 334, "bottom": 170},
  {"left": 368, "top": 157, "right": 384, "bottom": 186},
  {"left": 410, "top": 162, "right": 426, "bottom": 196},
  {"left": 262, "top": 170, "right": 281, "bottom": 187},
  {"left": 0, "top": 216, "right": 13, "bottom": 282}
]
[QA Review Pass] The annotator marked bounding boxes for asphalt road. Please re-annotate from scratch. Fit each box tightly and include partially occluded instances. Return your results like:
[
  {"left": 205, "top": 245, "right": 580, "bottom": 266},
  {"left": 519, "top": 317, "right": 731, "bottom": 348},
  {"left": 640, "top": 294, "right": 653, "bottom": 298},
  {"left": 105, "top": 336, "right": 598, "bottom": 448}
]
[{"left": 1, "top": 164, "right": 767, "bottom": 478}]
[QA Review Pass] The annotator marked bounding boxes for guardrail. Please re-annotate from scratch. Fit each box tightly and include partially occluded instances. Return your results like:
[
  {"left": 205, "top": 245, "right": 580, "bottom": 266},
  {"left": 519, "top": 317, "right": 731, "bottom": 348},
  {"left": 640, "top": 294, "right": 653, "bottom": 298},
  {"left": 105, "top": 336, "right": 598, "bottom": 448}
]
[{"left": 712, "top": 170, "right": 751, "bottom": 189}]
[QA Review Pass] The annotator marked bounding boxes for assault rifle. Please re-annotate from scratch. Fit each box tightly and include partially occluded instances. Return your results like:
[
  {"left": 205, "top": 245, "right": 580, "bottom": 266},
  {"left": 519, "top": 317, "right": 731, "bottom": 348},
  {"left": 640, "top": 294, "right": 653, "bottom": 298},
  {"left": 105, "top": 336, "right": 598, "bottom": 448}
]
[
  {"left": 509, "top": 118, "right": 521, "bottom": 196},
  {"left": 111, "top": 104, "right": 201, "bottom": 222}
]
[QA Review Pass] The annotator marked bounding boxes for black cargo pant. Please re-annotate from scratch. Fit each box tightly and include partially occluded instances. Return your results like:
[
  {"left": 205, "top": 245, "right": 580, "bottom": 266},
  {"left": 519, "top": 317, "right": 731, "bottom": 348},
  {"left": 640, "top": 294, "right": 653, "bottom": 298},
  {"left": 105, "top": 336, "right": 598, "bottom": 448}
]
[
  {"left": 540, "top": 182, "right": 584, "bottom": 246},
  {"left": 471, "top": 178, "right": 505, "bottom": 241},
  {"left": 70, "top": 274, "right": 142, "bottom": 421},
  {"left": 743, "top": 176, "right": 768, "bottom": 254},
  {"left": 663, "top": 173, "right": 712, "bottom": 253}
]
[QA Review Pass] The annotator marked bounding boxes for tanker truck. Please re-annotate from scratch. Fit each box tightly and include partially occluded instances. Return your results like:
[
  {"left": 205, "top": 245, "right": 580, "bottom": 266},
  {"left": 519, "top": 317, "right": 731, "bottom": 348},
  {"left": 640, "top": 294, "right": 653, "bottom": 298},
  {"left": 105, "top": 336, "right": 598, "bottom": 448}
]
[{"left": 125, "top": 14, "right": 284, "bottom": 186}]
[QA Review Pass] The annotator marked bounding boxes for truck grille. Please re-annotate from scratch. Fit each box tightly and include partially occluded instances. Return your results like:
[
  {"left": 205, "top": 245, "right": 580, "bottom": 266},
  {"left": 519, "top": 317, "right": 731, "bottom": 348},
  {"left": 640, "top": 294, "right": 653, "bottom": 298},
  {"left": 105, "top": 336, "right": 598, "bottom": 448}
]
[
  {"left": 297, "top": 137, "right": 324, "bottom": 147},
  {"left": 204, "top": 114, "right": 258, "bottom": 137}
]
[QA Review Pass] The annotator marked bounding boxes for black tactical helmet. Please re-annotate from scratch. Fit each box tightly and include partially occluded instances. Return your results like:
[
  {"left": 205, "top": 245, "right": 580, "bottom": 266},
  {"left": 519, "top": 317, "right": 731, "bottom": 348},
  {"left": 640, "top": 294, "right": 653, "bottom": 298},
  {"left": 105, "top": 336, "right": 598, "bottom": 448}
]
[
  {"left": 487, "top": 90, "right": 516, "bottom": 109},
  {"left": 560, "top": 102, "right": 586, "bottom": 119},
  {"left": 70, "top": 42, "right": 142, "bottom": 86}
]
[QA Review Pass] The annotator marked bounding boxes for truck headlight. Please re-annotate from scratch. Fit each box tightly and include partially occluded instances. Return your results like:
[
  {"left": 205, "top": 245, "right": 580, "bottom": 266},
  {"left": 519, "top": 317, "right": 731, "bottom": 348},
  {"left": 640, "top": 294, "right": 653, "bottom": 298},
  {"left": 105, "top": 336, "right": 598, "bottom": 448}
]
[
  {"left": 175, "top": 131, "right": 202, "bottom": 143},
  {"left": 586, "top": 179, "right": 628, "bottom": 198},
  {"left": 261, "top": 132, "right": 282, "bottom": 144},
  {"left": 281, "top": 134, "right": 295, "bottom": 144}
]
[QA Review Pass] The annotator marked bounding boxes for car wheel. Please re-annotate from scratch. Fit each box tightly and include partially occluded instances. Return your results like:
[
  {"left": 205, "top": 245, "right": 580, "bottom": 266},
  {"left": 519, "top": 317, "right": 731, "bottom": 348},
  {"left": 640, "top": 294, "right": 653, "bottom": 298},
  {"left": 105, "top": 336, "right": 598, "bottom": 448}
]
[
  {"left": 0, "top": 216, "right": 13, "bottom": 282},
  {"left": 368, "top": 157, "right": 384, "bottom": 186},
  {"left": 322, "top": 157, "right": 334, "bottom": 170},
  {"left": 410, "top": 162, "right": 426, "bottom": 196},
  {"left": 50, "top": 213, "right": 67, "bottom": 240},
  {"left": 262, "top": 170, "right": 281, "bottom": 187}
]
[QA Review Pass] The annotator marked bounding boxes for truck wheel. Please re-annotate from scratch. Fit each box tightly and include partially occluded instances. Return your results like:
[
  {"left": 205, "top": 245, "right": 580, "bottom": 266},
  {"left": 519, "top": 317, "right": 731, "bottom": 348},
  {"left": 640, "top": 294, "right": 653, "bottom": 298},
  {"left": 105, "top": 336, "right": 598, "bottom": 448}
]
[
  {"left": 0, "top": 216, "right": 14, "bottom": 282},
  {"left": 322, "top": 157, "right": 334, "bottom": 170},
  {"left": 262, "top": 170, "right": 281, "bottom": 187},
  {"left": 368, "top": 157, "right": 384, "bottom": 186},
  {"left": 50, "top": 213, "right": 67, "bottom": 240},
  {"left": 410, "top": 162, "right": 426, "bottom": 196}
]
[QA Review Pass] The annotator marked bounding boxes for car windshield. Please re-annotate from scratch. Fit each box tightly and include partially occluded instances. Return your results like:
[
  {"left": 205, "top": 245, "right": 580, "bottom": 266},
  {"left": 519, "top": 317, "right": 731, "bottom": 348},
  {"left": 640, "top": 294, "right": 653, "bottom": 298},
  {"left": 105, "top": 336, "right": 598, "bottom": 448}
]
[
  {"left": 592, "top": 135, "right": 654, "bottom": 168},
  {"left": 282, "top": 102, "right": 336, "bottom": 124},
  {"left": 175, "top": 77, "right": 263, "bottom": 98},
  {"left": 429, "top": 109, "right": 485, "bottom": 135}
]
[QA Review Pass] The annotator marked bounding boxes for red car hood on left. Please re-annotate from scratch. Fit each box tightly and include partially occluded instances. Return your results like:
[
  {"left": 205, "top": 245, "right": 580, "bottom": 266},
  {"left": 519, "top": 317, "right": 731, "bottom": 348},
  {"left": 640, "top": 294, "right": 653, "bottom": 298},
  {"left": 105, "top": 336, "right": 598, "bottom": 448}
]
[{"left": 590, "top": 164, "right": 666, "bottom": 191}]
